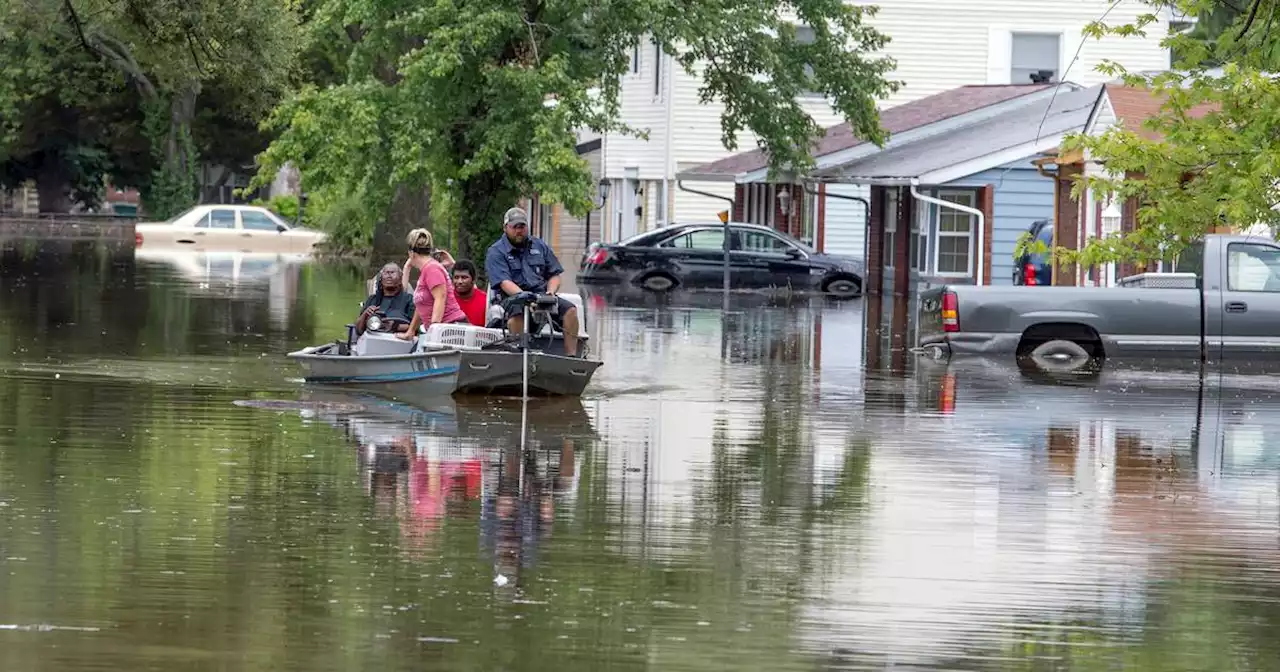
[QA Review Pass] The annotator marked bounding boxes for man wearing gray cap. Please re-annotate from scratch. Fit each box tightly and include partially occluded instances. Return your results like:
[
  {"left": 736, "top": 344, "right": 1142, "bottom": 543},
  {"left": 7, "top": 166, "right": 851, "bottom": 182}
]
[{"left": 484, "top": 206, "right": 581, "bottom": 357}]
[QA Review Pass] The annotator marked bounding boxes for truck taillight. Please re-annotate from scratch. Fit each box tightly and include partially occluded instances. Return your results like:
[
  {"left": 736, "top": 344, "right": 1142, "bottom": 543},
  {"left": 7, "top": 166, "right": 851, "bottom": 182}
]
[
  {"left": 1023, "top": 263, "right": 1037, "bottom": 286},
  {"left": 941, "top": 290, "right": 959, "bottom": 333},
  {"left": 586, "top": 248, "right": 610, "bottom": 265}
]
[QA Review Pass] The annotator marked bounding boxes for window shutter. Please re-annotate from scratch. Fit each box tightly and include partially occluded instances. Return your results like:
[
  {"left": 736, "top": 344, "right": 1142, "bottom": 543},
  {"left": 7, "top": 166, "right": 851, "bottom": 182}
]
[{"left": 987, "top": 27, "right": 1012, "bottom": 85}]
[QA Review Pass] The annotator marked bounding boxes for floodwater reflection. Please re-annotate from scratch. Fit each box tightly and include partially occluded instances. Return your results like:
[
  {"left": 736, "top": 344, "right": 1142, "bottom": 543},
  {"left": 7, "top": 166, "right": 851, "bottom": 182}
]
[{"left": 1, "top": 246, "right": 1280, "bottom": 669}]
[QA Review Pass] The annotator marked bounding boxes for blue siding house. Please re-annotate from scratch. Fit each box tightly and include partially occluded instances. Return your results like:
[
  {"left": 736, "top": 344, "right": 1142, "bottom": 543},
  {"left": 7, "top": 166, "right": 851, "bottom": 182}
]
[
  {"left": 809, "top": 83, "right": 1103, "bottom": 294},
  {"left": 945, "top": 160, "right": 1057, "bottom": 285}
]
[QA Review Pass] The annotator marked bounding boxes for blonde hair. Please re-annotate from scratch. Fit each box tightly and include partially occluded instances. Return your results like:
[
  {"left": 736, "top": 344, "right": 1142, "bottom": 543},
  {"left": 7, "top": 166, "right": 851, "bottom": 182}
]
[{"left": 406, "top": 228, "right": 433, "bottom": 253}]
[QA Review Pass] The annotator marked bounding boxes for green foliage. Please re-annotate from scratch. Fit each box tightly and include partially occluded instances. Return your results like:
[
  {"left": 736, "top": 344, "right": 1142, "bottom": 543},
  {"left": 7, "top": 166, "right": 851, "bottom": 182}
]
[
  {"left": 0, "top": 0, "right": 301, "bottom": 211},
  {"left": 1055, "top": 0, "right": 1280, "bottom": 268},
  {"left": 253, "top": 0, "right": 900, "bottom": 255}
]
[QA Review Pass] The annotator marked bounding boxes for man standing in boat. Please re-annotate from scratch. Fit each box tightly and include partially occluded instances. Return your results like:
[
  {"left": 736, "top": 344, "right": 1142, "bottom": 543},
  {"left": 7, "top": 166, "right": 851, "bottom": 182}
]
[{"left": 484, "top": 207, "right": 581, "bottom": 357}]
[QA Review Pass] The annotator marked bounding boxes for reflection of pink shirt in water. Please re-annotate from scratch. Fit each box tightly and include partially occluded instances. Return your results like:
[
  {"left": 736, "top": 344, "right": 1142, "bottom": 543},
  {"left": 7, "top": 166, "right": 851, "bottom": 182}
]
[{"left": 414, "top": 260, "right": 467, "bottom": 324}]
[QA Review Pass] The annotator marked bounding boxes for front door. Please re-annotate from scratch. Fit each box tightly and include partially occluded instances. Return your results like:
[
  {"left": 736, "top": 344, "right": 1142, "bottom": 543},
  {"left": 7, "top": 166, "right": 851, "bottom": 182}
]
[
  {"left": 617, "top": 179, "right": 640, "bottom": 242},
  {"left": 1220, "top": 240, "right": 1280, "bottom": 367}
]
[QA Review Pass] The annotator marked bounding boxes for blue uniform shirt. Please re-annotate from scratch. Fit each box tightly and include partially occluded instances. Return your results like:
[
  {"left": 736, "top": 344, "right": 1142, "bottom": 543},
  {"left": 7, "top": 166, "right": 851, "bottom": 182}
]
[{"left": 485, "top": 235, "right": 564, "bottom": 295}]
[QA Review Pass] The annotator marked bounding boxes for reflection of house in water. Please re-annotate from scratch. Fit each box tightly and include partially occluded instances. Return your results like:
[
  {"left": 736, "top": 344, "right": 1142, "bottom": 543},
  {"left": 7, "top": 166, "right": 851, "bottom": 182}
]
[
  {"left": 797, "top": 359, "right": 1280, "bottom": 667},
  {"left": 580, "top": 293, "right": 867, "bottom": 557}
]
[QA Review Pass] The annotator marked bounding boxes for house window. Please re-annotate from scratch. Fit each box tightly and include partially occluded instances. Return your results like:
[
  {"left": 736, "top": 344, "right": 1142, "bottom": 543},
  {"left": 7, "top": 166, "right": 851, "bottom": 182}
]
[
  {"left": 883, "top": 189, "right": 898, "bottom": 267},
  {"left": 794, "top": 25, "right": 819, "bottom": 96},
  {"left": 631, "top": 41, "right": 640, "bottom": 74},
  {"left": 1011, "top": 33, "right": 1060, "bottom": 84},
  {"left": 935, "top": 191, "right": 976, "bottom": 277},
  {"left": 912, "top": 198, "right": 929, "bottom": 272},
  {"left": 653, "top": 40, "right": 663, "bottom": 96}
]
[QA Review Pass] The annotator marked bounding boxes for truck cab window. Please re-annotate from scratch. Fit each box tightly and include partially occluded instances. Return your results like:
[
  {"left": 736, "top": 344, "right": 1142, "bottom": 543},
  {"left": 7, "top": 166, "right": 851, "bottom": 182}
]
[{"left": 1227, "top": 243, "right": 1280, "bottom": 292}]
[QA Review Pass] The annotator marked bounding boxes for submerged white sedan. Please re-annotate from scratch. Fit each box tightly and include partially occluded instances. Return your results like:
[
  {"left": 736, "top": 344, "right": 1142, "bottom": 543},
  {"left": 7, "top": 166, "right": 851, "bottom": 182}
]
[{"left": 134, "top": 204, "right": 327, "bottom": 254}]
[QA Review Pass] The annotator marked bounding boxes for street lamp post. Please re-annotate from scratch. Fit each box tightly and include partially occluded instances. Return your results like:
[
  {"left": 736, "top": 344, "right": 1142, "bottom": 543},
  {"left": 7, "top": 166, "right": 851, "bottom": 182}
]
[{"left": 584, "top": 178, "right": 611, "bottom": 250}]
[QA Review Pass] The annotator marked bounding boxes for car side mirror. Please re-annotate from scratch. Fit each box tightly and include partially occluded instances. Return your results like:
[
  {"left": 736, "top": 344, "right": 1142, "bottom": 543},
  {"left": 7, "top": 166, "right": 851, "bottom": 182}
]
[
  {"left": 785, "top": 248, "right": 804, "bottom": 259},
  {"left": 276, "top": 224, "right": 287, "bottom": 233}
]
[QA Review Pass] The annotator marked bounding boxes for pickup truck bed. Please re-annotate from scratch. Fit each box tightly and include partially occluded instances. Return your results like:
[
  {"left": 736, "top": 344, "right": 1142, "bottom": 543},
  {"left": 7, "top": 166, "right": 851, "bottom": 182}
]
[{"left": 917, "top": 234, "right": 1280, "bottom": 369}]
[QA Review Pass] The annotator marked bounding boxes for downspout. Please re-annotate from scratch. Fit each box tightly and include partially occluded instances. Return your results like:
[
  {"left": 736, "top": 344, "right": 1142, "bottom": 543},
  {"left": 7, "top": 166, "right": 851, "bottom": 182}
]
[
  {"left": 1035, "top": 159, "right": 1059, "bottom": 286},
  {"left": 663, "top": 48, "right": 674, "bottom": 227},
  {"left": 909, "top": 182, "right": 986, "bottom": 287}
]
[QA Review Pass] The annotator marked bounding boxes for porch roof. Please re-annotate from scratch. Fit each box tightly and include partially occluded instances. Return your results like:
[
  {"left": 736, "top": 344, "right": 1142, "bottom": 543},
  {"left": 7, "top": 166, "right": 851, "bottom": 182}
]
[
  {"left": 809, "top": 84, "right": 1104, "bottom": 186},
  {"left": 674, "top": 83, "right": 1056, "bottom": 183}
]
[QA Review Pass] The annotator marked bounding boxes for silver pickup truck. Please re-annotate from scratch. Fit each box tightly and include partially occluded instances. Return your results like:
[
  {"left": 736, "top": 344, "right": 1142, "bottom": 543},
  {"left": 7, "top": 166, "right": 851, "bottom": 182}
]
[{"left": 917, "top": 234, "right": 1280, "bottom": 370}]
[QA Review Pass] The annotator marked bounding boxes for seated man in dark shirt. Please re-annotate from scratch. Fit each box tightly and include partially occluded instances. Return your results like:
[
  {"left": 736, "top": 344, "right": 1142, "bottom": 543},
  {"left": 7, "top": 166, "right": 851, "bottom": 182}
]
[
  {"left": 357, "top": 262, "right": 416, "bottom": 335},
  {"left": 484, "top": 207, "right": 580, "bottom": 356}
]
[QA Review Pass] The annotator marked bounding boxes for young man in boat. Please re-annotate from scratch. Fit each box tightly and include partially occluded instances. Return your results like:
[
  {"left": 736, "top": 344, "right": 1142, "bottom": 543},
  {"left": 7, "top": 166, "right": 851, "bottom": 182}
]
[
  {"left": 356, "top": 262, "right": 416, "bottom": 335},
  {"left": 450, "top": 259, "right": 489, "bottom": 327},
  {"left": 484, "top": 207, "right": 581, "bottom": 357}
]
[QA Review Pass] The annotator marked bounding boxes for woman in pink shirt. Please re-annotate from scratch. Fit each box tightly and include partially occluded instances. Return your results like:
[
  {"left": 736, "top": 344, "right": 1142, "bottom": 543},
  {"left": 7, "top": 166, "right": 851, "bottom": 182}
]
[{"left": 397, "top": 228, "right": 468, "bottom": 340}]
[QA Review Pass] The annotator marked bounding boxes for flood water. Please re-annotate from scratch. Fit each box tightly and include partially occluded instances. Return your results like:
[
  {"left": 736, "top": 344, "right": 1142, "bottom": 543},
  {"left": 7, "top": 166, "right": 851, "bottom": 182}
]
[{"left": 4, "top": 240, "right": 1280, "bottom": 670}]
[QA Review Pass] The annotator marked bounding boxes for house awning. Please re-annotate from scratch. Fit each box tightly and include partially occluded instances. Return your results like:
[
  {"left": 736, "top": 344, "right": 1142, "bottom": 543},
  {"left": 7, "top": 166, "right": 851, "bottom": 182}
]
[
  {"left": 810, "top": 84, "right": 1104, "bottom": 186},
  {"left": 674, "top": 83, "right": 1061, "bottom": 184}
]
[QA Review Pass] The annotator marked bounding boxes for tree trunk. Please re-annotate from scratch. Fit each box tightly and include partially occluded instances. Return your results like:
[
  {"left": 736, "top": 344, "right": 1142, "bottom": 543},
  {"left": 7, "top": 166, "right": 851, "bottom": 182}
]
[
  {"left": 459, "top": 170, "right": 517, "bottom": 261},
  {"left": 35, "top": 155, "right": 72, "bottom": 213},
  {"left": 167, "top": 83, "right": 201, "bottom": 181},
  {"left": 380, "top": 183, "right": 432, "bottom": 258}
]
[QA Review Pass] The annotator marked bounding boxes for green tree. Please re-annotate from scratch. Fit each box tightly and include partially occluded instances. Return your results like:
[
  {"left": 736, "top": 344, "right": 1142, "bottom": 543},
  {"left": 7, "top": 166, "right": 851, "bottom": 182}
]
[
  {"left": 252, "top": 0, "right": 900, "bottom": 256},
  {"left": 0, "top": 0, "right": 300, "bottom": 216},
  {"left": 1056, "top": 0, "right": 1280, "bottom": 267}
]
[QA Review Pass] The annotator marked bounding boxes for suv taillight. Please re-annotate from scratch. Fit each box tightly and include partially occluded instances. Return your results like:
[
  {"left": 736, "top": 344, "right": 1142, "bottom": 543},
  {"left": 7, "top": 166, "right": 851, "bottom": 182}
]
[
  {"left": 1023, "top": 262, "right": 1037, "bottom": 286},
  {"left": 586, "top": 248, "right": 610, "bottom": 265},
  {"left": 941, "top": 290, "right": 959, "bottom": 333}
]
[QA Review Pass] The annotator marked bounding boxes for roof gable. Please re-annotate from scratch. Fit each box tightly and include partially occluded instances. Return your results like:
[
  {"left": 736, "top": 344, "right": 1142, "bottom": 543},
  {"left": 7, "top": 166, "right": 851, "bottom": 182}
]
[
  {"left": 683, "top": 84, "right": 1055, "bottom": 179},
  {"left": 1103, "top": 84, "right": 1218, "bottom": 141}
]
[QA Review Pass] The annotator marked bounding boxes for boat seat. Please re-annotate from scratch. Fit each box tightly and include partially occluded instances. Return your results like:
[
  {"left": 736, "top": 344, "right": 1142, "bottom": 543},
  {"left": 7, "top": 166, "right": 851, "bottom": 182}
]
[{"left": 484, "top": 290, "right": 589, "bottom": 340}]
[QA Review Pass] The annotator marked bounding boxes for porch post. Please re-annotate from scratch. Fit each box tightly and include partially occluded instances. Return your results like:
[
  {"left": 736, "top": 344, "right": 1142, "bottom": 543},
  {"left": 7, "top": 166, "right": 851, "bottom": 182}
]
[
  {"left": 1053, "top": 162, "right": 1082, "bottom": 286},
  {"left": 866, "top": 186, "right": 885, "bottom": 297},
  {"left": 979, "top": 185, "right": 994, "bottom": 286}
]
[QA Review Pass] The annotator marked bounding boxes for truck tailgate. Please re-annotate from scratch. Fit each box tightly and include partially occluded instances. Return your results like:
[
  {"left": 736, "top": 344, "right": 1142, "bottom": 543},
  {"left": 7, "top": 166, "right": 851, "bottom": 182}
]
[{"left": 917, "top": 287, "right": 948, "bottom": 345}]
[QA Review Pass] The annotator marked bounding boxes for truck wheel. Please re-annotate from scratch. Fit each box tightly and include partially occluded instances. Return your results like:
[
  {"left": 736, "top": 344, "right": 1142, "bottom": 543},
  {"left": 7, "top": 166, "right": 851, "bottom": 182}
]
[{"left": 1026, "top": 339, "right": 1092, "bottom": 373}]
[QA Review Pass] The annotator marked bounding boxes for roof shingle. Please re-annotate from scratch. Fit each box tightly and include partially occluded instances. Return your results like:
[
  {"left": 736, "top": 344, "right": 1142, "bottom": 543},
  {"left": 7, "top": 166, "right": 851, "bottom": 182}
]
[{"left": 684, "top": 84, "right": 1055, "bottom": 178}]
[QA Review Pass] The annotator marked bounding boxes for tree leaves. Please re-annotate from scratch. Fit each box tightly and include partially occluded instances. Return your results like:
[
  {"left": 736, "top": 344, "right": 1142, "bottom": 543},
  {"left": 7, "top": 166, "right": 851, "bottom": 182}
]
[
  {"left": 1060, "top": 0, "right": 1280, "bottom": 268},
  {"left": 254, "top": 0, "right": 899, "bottom": 253}
]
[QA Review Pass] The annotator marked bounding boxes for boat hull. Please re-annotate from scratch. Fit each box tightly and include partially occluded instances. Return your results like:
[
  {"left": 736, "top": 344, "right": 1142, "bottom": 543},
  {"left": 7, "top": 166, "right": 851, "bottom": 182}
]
[{"left": 286, "top": 344, "right": 600, "bottom": 399}]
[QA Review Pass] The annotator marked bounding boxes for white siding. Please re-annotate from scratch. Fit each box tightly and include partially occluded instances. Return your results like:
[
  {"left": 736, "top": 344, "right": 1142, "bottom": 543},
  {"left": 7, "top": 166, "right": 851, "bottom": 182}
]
[
  {"left": 603, "top": 38, "right": 670, "bottom": 180},
  {"left": 610, "top": 1, "right": 1171, "bottom": 219},
  {"left": 822, "top": 184, "right": 870, "bottom": 258}
]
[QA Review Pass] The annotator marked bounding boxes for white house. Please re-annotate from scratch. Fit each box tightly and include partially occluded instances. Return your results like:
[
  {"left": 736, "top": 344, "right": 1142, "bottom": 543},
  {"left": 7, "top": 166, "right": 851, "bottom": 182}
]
[{"left": 591, "top": 1, "right": 1182, "bottom": 255}]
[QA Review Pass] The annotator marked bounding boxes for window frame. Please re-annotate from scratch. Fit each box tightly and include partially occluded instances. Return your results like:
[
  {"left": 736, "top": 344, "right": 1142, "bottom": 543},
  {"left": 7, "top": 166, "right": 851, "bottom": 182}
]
[
  {"left": 1226, "top": 242, "right": 1280, "bottom": 293},
  {"left": 1010, "top": 32, "right": 1062, "bottom": 84},
  {"left": 933, "top": 190, "right": 977, "bottom": 279},
  {"left": 661, "top": 227, "right": 726, "bottom": 251},
  {"left": 793, "top": 24, "right": 820, "bottom": 97},
  {"left": 240, "top": 208, "right": 285, "bottom": 232},
  {"left": 883, "top": 189, "right": 898, "bottom": 268}
]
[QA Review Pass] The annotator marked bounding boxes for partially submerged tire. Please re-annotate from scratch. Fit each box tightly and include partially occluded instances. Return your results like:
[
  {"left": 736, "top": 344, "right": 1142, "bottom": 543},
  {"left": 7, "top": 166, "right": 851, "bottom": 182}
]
[
  {"left": 640, "top": 274, "right": 677, "bottom": 292},
  {"left": 1026, "top": 339, "right": 1093, "bottom": 373},
  {"left": 823, "top": 276, "right": 861, "bottom": 299}
]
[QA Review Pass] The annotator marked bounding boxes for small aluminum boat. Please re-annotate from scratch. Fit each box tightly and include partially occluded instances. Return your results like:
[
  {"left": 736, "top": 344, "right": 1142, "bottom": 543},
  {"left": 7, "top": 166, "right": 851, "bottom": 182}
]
[{"left": 287, "top": 292, "right": 601, "bottom": 399}]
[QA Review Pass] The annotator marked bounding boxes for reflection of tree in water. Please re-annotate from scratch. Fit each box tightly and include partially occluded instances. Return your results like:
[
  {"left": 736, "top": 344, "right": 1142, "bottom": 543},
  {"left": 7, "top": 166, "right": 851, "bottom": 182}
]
[{"left": 0, "top": 240, "right": 376, "bottom": 356}]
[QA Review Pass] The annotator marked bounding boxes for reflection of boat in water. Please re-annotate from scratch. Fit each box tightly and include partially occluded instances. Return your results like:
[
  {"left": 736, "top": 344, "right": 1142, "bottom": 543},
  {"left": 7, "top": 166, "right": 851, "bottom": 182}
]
[
  {"left": 294, "top": 388, "right": 597, "bottom": 444},
  {"left": 277, "top": 389, "right": 589, "bottom": 568}
]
